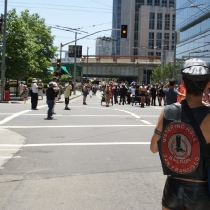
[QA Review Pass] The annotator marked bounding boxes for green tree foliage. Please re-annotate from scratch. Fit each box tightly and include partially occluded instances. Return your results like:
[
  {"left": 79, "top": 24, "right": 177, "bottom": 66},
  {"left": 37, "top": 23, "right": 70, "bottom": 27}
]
[
  {"left": 61, "top": 74, "right": 72, "bottom": 82},
  {"left": 151, "top": 65, "right": 162, "bottom": 84},
  {"left": 151, "top": 63, "right": 174, "bottom": 84},
  {"left": 2, "top": 9, "right": 57, "bottom": 79}
]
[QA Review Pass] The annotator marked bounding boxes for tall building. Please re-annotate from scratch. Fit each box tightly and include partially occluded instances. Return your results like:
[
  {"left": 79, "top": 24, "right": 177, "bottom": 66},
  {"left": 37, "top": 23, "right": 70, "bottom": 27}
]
[
  {"left": 112, "top": 0, "right": 176, "bottom": 59},
  {"left": 175, "top": 0, "right": 210, "bottom": 66},
  {"left": 95, "top": 37, "right": 112, "bottom": 55},
  {"left": 112, "top": 0, "right": 122, "bottom": 55}
]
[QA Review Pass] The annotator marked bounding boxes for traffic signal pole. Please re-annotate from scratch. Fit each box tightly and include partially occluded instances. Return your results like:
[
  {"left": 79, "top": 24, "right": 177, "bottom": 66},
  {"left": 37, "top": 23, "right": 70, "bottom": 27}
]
[
  {"left": 58, "top": 28, "right": 120, "bottom": 95},
  {"left": 0, "top": 0, "right": 7, "bottom": 103},
  {"left": 73, "top": 32, "right": 77, "bottom": 95}
]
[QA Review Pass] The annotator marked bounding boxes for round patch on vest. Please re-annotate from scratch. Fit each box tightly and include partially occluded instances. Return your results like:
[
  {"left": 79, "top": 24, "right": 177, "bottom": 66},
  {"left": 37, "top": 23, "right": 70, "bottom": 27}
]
[{"left": 162, "top": 122, "right": 200, "bottom": 174}]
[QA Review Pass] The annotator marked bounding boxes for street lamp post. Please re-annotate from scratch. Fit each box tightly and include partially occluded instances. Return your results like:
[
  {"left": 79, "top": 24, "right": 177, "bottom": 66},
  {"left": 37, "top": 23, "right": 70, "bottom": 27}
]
[
  {"left": 86, "top": 46, "right": 89, "bottom": 83},
  {"left": 0, "top": 0, "right": 8, "bottom": 103}
]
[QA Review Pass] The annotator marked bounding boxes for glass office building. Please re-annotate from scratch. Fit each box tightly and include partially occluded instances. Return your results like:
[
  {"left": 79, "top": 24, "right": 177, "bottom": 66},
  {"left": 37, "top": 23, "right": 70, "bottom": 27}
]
[
  {"left": 176, "top": 0, "right": 210, "bottom": 64},
  {"left": 112, "top": 0, "right": 122, "bottom": 55}
]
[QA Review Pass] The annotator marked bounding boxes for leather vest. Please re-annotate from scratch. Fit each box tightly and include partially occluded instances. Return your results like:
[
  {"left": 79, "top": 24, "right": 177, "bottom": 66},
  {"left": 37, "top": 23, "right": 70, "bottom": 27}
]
[{"left": 158, "top": 103, "right": 210, "bottom": 180}]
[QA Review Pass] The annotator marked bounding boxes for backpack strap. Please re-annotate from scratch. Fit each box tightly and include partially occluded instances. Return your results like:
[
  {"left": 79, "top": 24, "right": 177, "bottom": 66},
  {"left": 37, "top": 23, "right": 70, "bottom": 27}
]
[{"left": 182, "top": 99, "right": 210, "bottom": 158}]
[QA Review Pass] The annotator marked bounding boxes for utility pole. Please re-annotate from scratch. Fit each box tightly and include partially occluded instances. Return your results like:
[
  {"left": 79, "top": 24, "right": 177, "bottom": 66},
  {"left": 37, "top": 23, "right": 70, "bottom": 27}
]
[
  {"left": 73, "top": 32, "right": 77, "bottom": 95},
  {"left": 0, "top": 0, "right": 7, "bottom": 103},
  {"left": 86, "top": 46, "right": 89, "bottom": 83}
]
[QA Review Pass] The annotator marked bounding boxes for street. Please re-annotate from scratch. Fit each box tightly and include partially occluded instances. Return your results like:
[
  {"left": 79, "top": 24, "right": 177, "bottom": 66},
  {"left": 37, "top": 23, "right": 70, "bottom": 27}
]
[{"left": 0, "top": 92, "right": 165, "bottom": 210}]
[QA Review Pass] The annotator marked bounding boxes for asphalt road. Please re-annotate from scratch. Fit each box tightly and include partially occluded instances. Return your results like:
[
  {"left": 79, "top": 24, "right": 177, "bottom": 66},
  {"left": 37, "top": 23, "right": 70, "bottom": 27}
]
[{"left": 0, "top": 92, "right": 165, "bottom": 210}]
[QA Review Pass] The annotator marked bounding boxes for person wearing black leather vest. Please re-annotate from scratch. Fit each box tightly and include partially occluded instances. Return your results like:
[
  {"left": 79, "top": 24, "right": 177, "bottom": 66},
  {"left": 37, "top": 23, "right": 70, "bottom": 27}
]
[{"left": 150, "top": 58, "right": 210, "bottom": 210}]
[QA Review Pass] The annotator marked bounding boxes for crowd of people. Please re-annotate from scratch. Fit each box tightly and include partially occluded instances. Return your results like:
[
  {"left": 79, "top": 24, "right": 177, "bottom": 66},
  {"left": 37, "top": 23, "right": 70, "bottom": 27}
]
[{"left": 81, "top": 79, "right": 210, "bottom": 108}]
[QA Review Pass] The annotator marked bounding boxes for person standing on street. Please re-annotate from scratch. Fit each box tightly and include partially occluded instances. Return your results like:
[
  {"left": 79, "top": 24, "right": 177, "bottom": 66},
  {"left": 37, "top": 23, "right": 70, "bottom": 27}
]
[
  {"left": 46, "top": 82, "right": 55, "bottom": 120},
  {"left": 38, "top": 80, "right": 44, "bottom": 100},
  {"left": 51, "top": 77, "right": 59, "bottom": 114},
  {"left": 31, "top": 78, "right": 38, "bottom": 110},
  {"left": 150, "top": 58, "right": 210, "bottom": 210},
  {"left": 64, "top": 80, "right": 72, "bottom": 110},
  {"left": 163, "top": 78, "right": 185, "bottom": 105},
  {"left": 20, "top": 85, "right": 29, "bottom": 104},
  {"left": 18, "top": 82, "right": 25, "bottom": 100}
]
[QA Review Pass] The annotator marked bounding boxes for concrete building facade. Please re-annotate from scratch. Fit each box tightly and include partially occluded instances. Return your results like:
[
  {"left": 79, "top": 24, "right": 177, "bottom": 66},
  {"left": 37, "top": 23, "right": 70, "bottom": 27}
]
[
  {"left": 95, "top": 37, "right": 112, "bottom": 55},
  {"left": 112, "top": 0, "right": 176, "bottom": 60}
]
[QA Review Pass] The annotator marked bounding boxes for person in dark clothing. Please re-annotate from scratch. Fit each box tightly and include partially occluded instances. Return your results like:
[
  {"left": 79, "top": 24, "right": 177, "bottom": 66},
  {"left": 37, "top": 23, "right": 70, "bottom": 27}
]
[
  {"left": 119, "top": 84, "right": 127, "bottom": 105},
  {"left": 113, "top": 84, "right": 119, "bottom": 104},
  {"left": 46, "top": 83, "right": 55, "bottom": 119},
  {"left": 150, "top": 85, "right": 157, "bottom": 106},
  {"left": 163, "top": 78, "right": 185, "bottom": 105},
  {"left": 150, "top": 58, "right": 210, "bottom": 210}
]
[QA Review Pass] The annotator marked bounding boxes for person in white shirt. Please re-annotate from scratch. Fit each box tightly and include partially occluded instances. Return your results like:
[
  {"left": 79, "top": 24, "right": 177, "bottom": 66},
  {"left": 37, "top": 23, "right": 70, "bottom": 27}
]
[
  {"left": 31, "top": 79, "right": 38, "bottom": 110},
  {"left": 64, "top": 80, "right": 72, "bottom": 110}
]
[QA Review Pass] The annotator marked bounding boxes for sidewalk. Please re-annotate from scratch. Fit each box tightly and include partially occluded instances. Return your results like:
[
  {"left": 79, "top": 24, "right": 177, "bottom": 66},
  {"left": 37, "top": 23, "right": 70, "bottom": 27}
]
[{"left": 1, "top": 90, "right": 82, "bottom": 104}]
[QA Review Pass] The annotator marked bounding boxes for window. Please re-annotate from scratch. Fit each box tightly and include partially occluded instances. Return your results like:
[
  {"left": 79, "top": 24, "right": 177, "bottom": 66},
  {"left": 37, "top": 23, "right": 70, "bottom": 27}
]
[
  {"left": 165, "top": 14, "right": 170, "bottom": 30},
  {"left": 164, "top": 33, "right": 169, "bottom": 40},
  {"left": 155, "top": 0, "right": 160, "bottom": 6},
  {"left": 149, "top": 13, "right": 155, "bottom": 29},
  {"left": 148, "top": 40, "right": 154, "bottom": 49},
  {"left": 157, "top": 13, "right": 162, "bottom": 30},
  {"left": 172, "top": 15, "right": 175, "bottom": 30},
  {"left": 156, "top": 52, "right": 161, "bottom": 59},
  {"left": 147, "top": 0, "right": 153, "bottom": 6},
  {"left": 162, "top": 0, "right": 167, "bottom": 7},
  {"left": 148, "top": 52, "right": 154, "bottom": 56},
  {"left": 169, "top": 0, "right": 175, "bottom": 7},
  {"left": 149, "top": 32, "right": 154, "bottom": 39},
  {"left": 156, "top": 40, "right": 162, "bottom": 49},
  {"left": 156, "top": 32, "right": 162, "bottom": 40}
]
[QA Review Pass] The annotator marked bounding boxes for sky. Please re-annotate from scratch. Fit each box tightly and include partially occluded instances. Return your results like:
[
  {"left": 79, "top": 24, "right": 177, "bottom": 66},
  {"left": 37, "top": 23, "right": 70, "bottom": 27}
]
[{"left": 0, "top": 0, "right": 113, "bottom": 56}]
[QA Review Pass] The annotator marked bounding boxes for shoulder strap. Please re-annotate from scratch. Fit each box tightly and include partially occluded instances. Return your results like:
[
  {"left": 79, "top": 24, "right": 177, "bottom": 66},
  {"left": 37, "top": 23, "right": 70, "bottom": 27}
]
[{"left": 182, "top": 100, "right": 209, "bottom": 158}]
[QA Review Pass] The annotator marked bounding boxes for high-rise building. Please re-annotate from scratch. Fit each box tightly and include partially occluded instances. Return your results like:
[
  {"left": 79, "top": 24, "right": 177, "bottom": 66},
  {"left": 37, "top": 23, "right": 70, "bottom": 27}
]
[
  {"left": 95, "top": 37, "right": 112, "bottom": 55},
  {"left": 112, "top": 0, "right": 176, "bottom": 59},
  {"left": 175, "top": 0, "right": 210, "bottom": 65},
  {"left": 112, "top": 0, "right": 122, "bottom": 55}
]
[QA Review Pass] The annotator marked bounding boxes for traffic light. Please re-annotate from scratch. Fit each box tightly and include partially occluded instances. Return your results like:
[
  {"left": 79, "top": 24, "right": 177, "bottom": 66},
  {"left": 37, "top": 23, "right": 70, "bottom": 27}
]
[
  {"left": 56, "top": 59, "right": 61, "bottom": 68},
  {"left": 121, "top": 25, "right": 128, "bottom": 38},
  {"left": 53, "top": 71, "right": 58, "bottom": 77}
]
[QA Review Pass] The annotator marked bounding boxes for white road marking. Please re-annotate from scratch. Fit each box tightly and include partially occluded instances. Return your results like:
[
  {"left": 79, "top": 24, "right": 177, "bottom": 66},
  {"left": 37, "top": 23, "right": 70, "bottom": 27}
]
[
  {"left": 140, "top": 120, "right": 151, "bottom": 125},
  {"left": 114, "top": 109, "right": 141, "bottom": 119},
  {"left": 0, "top": 142, "right": 150, "bottom": 147},
  {"left": 22, "top": 114, "right": 132, "bottom": 117},
  {"left": 0, "top": 156, "right": 21, "bottom": 158},
  {"left": 0, "top": 149, "right": 22, "bottom": 151},
  {"left": 0, "top": 125, "right": 156, "bottom": 129},
  {"left": 0, "top": 105, "right": 47, "bottom": 125}
]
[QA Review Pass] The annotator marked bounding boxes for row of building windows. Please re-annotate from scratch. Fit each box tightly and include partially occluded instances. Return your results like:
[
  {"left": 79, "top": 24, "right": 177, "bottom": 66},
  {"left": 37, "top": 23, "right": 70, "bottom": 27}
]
[
  {"left": 148, "top": 32, "right": 175, "bottom": 50},
  {"left": 136, "top": 0, "right": 175, "bottom": 7},
  {"left": 149, "top": 13, "right": 175, "bottom": 30}
]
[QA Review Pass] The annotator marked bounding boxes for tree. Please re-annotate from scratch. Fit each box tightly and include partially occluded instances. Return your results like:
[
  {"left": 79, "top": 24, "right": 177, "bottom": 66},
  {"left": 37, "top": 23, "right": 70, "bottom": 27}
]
[
  {"left": 162, "top": 62, "right": 173, "bottom": 83},
  {"left": 151, "top": 63, "right": 174, "bottom": 84},
  {"left": 1, "top": 9, "right": 57, "bottom": 79},
  {"left": 151, "top": 65, "right": 162, "bottom": 84}
]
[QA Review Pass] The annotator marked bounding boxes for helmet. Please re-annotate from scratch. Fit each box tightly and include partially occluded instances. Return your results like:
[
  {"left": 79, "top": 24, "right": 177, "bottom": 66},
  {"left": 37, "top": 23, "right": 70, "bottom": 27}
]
[{"left": 181, "top": 58, "right": 210, "bottom": 81}]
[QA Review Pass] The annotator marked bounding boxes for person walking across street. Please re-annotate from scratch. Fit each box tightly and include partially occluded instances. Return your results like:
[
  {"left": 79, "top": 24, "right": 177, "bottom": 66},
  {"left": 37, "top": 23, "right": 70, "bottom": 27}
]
[
  {"left": 46, "top": 82, "right": 55, "bottom": 120},
  {"left": 31, "top": 78, "right": 39, "bottom": 110},
  {"left": 18, "top": 82, "right": 25, "bottom": 100},
  {"left": 64, "top": 80, "right": 72, "bottom": 110},
  {"left": 20, "top": 85, "right": 29, "bottom": 104},
  {"left": 104, "top": 84, "right": 111, "bottom": 107},
  {"left": 150, "top": 58, "right": 210, "bottom": 210},
  {"left": 82, "top": 84, "right": 89, "bottom": 105}
]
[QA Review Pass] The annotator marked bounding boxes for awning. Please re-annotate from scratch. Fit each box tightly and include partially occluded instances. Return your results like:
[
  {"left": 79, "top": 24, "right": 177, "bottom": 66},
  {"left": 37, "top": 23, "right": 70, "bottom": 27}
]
[{"left": 61, "top": 66, "right": 71, "bottom": 75}]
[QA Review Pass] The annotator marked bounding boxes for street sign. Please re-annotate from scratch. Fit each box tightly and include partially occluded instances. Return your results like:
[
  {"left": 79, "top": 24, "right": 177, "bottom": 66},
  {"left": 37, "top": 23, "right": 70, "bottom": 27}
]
[{"left": 68, "top": 45, "right": 82, "bottom": 58}]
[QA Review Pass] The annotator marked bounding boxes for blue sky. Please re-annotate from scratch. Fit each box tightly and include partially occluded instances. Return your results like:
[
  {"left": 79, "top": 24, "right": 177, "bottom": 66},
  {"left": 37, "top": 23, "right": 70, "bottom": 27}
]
[{"left": 0, "top": 0, "right": 113, "bottom": 56}]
